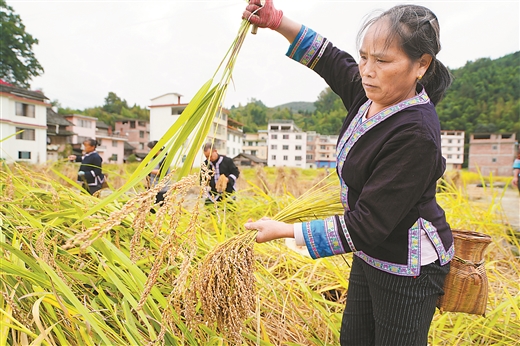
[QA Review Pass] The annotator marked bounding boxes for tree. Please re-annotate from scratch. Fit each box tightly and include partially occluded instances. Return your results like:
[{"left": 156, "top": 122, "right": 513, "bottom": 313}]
[
  {"left": 103, "top": 92, "right": 129, "bottom": 114},
  {"left": 0, "top": 0, "right": 44, "bottom": 88}
]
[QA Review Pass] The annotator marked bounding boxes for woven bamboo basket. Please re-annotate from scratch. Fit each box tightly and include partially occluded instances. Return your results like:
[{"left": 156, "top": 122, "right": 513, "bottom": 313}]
[{"left": 437, "top": 229, "right": 492, "bottom": 316}]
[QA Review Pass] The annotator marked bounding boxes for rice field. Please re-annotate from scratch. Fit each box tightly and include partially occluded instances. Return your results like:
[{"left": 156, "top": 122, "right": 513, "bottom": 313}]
[{"left": 1, "top": 161, "right": 519, "bottom": 345}]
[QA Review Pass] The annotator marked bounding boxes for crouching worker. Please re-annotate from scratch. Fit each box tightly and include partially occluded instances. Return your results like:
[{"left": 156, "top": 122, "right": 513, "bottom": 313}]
[
  {"left": 202, "top": 143, "right": 240, "bottom": 205},
  {"left": 68, "top": 138, "right": 106, "bottom": 195}
]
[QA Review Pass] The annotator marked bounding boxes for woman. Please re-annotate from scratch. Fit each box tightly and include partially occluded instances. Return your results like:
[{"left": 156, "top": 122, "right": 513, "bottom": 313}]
[
  {"left": 243, "top": 2, "right": 454, "bottom": 345},
  {"left": 512, "top": 151, "right": 520, "bottom": 194},
  {"left": 68, "top": 138, "right": 105, "bottom": 195}
]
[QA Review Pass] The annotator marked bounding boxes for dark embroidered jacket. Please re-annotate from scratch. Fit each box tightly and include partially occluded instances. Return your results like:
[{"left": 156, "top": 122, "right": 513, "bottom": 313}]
[
  {"left": 75, "top": 151, "right": 105, "bottom": 194},
  {"left": 289, "top": 26, "right": 454, "bottom": 276},
  {"left": 203, "top": 155, "right": 240, "bottom": 195}
]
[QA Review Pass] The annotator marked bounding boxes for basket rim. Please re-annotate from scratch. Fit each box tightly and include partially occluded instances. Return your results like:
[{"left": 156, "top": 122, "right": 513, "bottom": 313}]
[{"left": 452, "top": 229, "right": 492, "bottom": 242}]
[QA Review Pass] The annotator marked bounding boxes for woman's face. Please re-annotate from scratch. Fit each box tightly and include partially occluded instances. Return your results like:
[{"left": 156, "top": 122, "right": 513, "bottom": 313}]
[
  {"left": 359, "top": 19, "right": 431, "bottom": 111},
  {"left": 83, "top": 141, "right": 95, "bottom": 153}
]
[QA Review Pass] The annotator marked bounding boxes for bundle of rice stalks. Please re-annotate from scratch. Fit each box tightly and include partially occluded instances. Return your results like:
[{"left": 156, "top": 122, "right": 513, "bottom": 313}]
[
  {"left": 183, "top": 175, "right": 344, "bottom": 343},
  {"left": 185, "top": 231, "right": 257, "bottom": 343}
]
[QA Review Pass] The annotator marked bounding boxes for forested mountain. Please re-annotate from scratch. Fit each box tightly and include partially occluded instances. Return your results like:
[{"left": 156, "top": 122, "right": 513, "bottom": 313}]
[{"left": 230, "top": 52, "right": 520, "bottom": 137}]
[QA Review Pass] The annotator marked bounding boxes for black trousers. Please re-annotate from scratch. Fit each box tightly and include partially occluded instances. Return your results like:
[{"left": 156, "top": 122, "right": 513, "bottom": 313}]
[{"left": 340, "top": 256, "right": 449, "bottom": 346}]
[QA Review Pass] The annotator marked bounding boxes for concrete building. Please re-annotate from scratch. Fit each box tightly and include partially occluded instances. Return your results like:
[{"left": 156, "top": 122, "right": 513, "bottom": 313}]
[
  {"left": 64, "top": 114, "right": 97, "bottom": 146},
  {"left": 149, "top": 92, "right": 232, "bottom": 167},
  {"left": 233, "top": 152, "right": 267, "bottom": 168},
  {"left": 114, "top": 119, "right": 149, "bottom": 160},
  {"left": 307, "top": 132, "right": 338, "bottom": 168},
  {"left": 46, "top": 108, "right": 75, "bottom": 162},
  {"left": 441, "top": 130, "right": 465, "bottom": 170},
  {"left": 0, "top": 82, "right": 50, "bottom": 163},
  {"left": 267, "top": 120, "right": 307, "bottom": 168},
  {"left": 242, "top": 130, "right": 268, "bottom": 160},
  {"left": 95, "top": 121, "right": 127, "bottom": 164},
  {"left": 468, "top": 133, "right": 517, "bottom": 176},
  {"left": 226, "top": 118, "right": 244, "bottom": 158}
]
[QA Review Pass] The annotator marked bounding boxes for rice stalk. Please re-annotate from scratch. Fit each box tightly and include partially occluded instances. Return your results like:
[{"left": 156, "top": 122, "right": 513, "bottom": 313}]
[{"left": 186, "top": 230, "right": 257, "bottom": 343}]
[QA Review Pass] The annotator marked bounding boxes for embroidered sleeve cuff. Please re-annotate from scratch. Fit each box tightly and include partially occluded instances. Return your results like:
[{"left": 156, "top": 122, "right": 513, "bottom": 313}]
[
  {"left": 286, "top": 25, "right": 329, "bottom": 69},
  {"left": 302, "top": 217, "right": 349, "bottom": 259}
]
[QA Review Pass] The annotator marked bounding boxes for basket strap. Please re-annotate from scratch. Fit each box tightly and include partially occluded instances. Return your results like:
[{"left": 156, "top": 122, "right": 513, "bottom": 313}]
[{"left": 453, "top": 255, "right": 485, "bottom": 267}]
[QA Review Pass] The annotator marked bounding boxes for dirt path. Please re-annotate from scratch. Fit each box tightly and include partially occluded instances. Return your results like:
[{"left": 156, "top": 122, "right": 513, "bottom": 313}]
[{"left": 468, "top": 184, "right": 519, "bottom": 232}]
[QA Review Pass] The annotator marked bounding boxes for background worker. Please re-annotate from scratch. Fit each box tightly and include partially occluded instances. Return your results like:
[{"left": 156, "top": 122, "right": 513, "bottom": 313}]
[
  {"left": 68, "top": 138, "right": 105, "bottom": 195},
  {"left": 202, "top": 142, "right": 240, "bottom": 204},
  {"left": 146, "top": 140, "right": 171, "bottom": 209}
]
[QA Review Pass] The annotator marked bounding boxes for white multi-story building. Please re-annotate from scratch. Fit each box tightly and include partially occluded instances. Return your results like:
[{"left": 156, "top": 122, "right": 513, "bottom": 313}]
[
  {"left": 149, "top": 92, "right": 233, "bottom": 167},
  {"left": 226, "top": 118, "right": 243, "bottom": 158},
  {"left": 267, "top": 120, "right": 307, "bottom": 168},
  {"left": 441, "top": 130, "right": 465, "bottom": 170},
  {"left": 0, "top": 82, "right": 49, "bottom": 163},
  {"left": 243, "top": 130, "right": 268, "bottom": 160}
]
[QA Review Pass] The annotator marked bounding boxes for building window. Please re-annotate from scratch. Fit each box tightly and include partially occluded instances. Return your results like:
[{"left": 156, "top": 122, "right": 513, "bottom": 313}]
[
  {"left": 251, "top": 150, "right": 257, "bottom": 156},
  {"left": 110, "top": 154, "right": 118, "bottom": 162},
  {"left": 271, "top": 134, "right": 277, "bottom": 139},
  {"left": 138, "top": 121, "right": 146, "bottom": 127},
  {"left": 15, "top": 127, "right": 35, "bottom": 140},
  {"left": 492, "top": 145, "right": 497, "bottom": 150},
  {"left": 271, "top": 144, "right": 277, "bottom": 150},
  {"left": 283, "top": 155, "right": 288, "bottom": 161},
  {"left": 295, "top": 145, "right": 302, "bottom": 150},
  {"left": 139, "top": 143, "right": 144, "bottom": 150},
  {"left": 492, "top": 158, "right": 497, "bottom": 162},
  {"left": 295, "top": 156, "right": 302, "bottom": 161},
  {"left": 282, "top": 145, "right": 289, "bottom": 150},
  {"left": 272, "top": 155, "right": 276, "bottom": 160},
  {"left": 77, "top": 119, "right": 92, "bottom": 128},
  {"left": 18, "top": 151, "right": 31, "bottom": 159},
  {"left": 139, "top": 131, "right": 144, "bottom": 138},
  {"left": 306, "top": 154, "right": 313, "bottom": 160},
  {"left": 112, "top": 140, "right": 118, "bottom": 147},
  {"left": 320, "top": 145, "right": 326, "bottom": 150},
  {"left": 283, "top": 134, "right": 289, "bottom": 140},
  {"left": 296, "top": 135, "right": 302, "bottom": 140},
  {"left": 15, "top": 102, "right": 35, "bottom": 118},
  {"left": 447, "top": 154, "right": 452, "bottom": 159}
]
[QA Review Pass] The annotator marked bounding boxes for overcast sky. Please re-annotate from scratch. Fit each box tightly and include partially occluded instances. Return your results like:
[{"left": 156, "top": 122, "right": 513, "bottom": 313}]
[{"left": 8, "top": 0, "right": 520, "bottom": 111}]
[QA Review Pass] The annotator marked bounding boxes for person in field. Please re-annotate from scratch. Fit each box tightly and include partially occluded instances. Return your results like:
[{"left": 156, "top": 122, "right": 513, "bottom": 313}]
[
  {"left": 243, "top": 2, "right": 454, "bottom": 345},
  {"left": 202, "top": 142, "right": 240, "bottom": 205},
  {"left": 146, "top": 140, "right": 171, "bottom": 212},
  {"left": 68, "top": 138, "right": 106, "bottom": 195}
]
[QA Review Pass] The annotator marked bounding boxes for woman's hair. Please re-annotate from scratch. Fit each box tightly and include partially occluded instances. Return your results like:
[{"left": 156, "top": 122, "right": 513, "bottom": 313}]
[
  {"left": 84, "top": 138, "right": 97, "bottom": 147},
  {"left": 147, "top": 140, "right": 159, "bottom": 149},
  {"left": 357, "top": 5, "right": 452, "bottom": 105}
]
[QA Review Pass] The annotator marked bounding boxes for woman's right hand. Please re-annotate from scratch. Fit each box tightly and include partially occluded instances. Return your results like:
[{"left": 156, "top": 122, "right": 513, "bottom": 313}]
[{"left": 243, "top": 0, "right": 283, "bottom": 30}]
